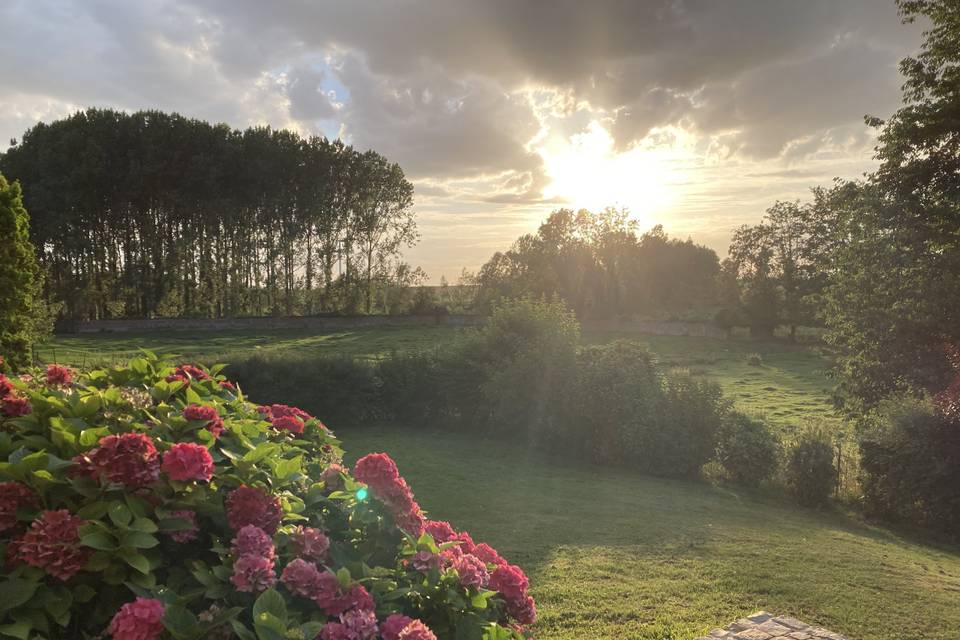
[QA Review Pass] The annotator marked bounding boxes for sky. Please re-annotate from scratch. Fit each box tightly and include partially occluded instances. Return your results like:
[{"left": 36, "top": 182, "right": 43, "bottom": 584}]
[{"left": 0, "top": 0, "right": 924, "bottom": 282}]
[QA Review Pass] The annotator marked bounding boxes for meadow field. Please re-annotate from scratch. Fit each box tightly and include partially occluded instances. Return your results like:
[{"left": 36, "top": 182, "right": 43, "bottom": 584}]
[
  {"left": 344, "top": 426, "right": 960, "bottom": 639},
  {"left": 42, "top": 326, "right": 838, "bottom": 431}
]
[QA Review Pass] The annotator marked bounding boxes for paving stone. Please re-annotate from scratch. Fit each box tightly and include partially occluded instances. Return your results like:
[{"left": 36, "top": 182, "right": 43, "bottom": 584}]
[{"left": 704, "top": 612, "right": 849, "bottom": 640}]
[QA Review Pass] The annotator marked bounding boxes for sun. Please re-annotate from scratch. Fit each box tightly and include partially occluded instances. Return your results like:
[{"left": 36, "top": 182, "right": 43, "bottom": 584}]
[{"left": 537, "top": 121, "right": 689, "bottom": 225}]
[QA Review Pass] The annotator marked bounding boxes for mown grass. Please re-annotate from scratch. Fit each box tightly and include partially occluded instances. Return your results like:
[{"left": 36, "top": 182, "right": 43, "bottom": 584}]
[
  {"left": 44, "top": 327, "right": 839, "bottom": 432},
  {"left": 344, "top": 426, "right": 960, "bottom": 640}
]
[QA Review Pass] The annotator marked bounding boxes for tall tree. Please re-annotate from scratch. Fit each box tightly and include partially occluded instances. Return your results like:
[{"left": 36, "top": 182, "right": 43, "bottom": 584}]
[
  {"left": 820, "top": 0, "right": 960, "bottom": 410},
  {"left": 0, "top": 173, "right": 42, "bottom": 368}
]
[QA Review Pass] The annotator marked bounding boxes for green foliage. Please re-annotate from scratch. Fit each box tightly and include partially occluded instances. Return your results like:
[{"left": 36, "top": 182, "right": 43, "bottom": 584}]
[
  {"left": 0, "top": 355, "right": 531, "bottom": 639},
  {"left": 0, "top": 108, "right": 416, "bottom": 321},
  {"left": 857, "top": 396, "right": 960, "bottom": 538},
  {"left": 0, "top": 173, "right": 42, "bottom": 369},
  {"left": 745, "top": 353, "right": 763, "bottom": 367},
  {"left": 476, "top": 209, "right": 720, "bottom": 320},
  {"left": 715, "top": 412, "right": 780, "bottom": 487},
  {"left": 785, "top": 427, "right": 836, "bottom": 507},
  {"left": 349, "top": 426, "right": 960, "bottom": 640}
]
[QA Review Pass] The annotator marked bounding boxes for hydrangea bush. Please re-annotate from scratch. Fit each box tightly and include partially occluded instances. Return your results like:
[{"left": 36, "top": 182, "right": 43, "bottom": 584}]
[{"left": 0, "top": 354, "right": 535, "bottom": 640}]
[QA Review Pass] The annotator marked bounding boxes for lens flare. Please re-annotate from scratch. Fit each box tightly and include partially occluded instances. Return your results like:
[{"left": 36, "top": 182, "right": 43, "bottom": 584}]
[{"left": 356, "top": 487, "right": 369, "bottom": 501}]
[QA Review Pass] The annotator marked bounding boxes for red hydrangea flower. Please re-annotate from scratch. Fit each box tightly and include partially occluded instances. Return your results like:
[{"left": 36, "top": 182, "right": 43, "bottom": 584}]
[
  {"left": 1, "top": 394, "right": 31, "bottom": 417},
  {"left": 107, "top": 597, "right": 165, "bottom": 640},
  {"left": 396, "top": 620, "right": 438, "bottom": 640},
  {"left": 411, "top": 550, "right": 440, "bottom": 572},
  {"left": 75, "top": 432, "right": 160, "bottom": 488},
  {"left": 218, "top": 379, "right": 236, "bottom": 391},
  {"left": 353, "top": 453, "right": 426, "bottom": 535},
  {"left": 226, "top": 485, "right": 283, "bottom": 533},
  {"left": 15, "top": 509, "right": 91, "bottom": 580},
  {"left": 280, "top": 558, "right": 323, "bottom": 598},
  {"left": 312, "top": 570, "right": 342, "bottom": 612},
  {"left": 381, "top": 615, "right": 415, "bottom": 640},
  {"left": 182, "top": 404, "right": 224, "bottom": 438},
  {"left": 231, "top": 525, "right": 276, "bottom": 560},
  {"left": 489, "top": 564, "right": 536, "bottom": 625},
  {"left": 424, "top": 520, "right": 455, "bottom": 543},
  {"left": 230, "top": 554, "right": 276, "bottom": 592},
  {"left": 290, "top": 526, "right": 330, "bottom": 562},
  {"left": 271, "top": 414, "right": 305, "bottom": 435},
  {"left": 0, "top": 482, "right": 39, "bottom": 532},
  {"left": 0, "top": 374, "right": 14, "bottom": 398},
  {"left": 167, "top": 509, "right": 199, "bottom": 542},
  {"left": 45, "top": 364, "right": 73, "bottom": 387},
  {"left": 317, "top": 583, "right": 375, "bottom": 617},
  {"left": 165, "top": 364, "right": 210, "bottom": 385},
  {"left": 162, "top": 443, "right": 214, "bottom": 482},
  {"left": 452, "top": 553, "right": 489, "bottom": 589},
  {"left": 261, "top": 403, "right": 311, "bottom": 421},
  {"left": 473, "top": 543, "right": 508, "bottom": 567}
]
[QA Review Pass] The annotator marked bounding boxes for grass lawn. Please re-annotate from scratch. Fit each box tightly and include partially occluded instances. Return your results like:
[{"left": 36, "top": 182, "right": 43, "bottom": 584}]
[
  {"left": 343, "top": 425, "right": 960, "bottom": 640},
  {"left": 39, "top": 326, "right": 467, "bottom": 366},
  {"left": 44, "top": 327, "right": 839, "bottom": 432}
]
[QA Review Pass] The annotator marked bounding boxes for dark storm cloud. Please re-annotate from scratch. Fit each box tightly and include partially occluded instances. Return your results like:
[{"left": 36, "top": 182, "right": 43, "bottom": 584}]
[{"left": 0, "top": 0, "right": 922, "bottom": 182}]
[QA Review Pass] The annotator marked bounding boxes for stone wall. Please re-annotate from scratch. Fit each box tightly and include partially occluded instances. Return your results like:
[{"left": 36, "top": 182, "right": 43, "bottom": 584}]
[
  {"left": 582, "top": 319, "right": 729, "bottom": 339},
  {"left": 74, "top": 314, "right": 486, "bottom": 333}
]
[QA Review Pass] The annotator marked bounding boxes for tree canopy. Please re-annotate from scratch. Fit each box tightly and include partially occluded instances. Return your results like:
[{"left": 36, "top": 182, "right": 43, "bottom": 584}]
[
  {"left": 0, "top": 108, "right": 416, "bottom": 321},
  {"left": 0, "top": 173, "right": 42, "bottom": 368}
]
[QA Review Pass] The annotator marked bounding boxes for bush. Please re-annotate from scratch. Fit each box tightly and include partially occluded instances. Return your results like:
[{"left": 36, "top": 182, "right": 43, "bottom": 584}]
[
  {"left": 857, "top": 396, "right": 960, "bottom": 538},
  {"left": 746, "top": 353, "right": 763, "bottom": 367},
  {"left": 785, "top": 427, "right": 836, "bottom": 507},
  {"left": 715, "top": 412, "right": 780, "bottom": 486},
  {"left": 215, "top": 352, "right": 380, "bottom": 426},
  {"left": 460, "top": 297, "right": 579, "bottom": 443},
  {"left": 569, "top": 341, "right": 663, "bottom": 464},
  {"left": 0, "top": 355, "right": 535, "bottom": 639},
  {"left": 648, "top": 370, "right": 728, "bottom": 477}
]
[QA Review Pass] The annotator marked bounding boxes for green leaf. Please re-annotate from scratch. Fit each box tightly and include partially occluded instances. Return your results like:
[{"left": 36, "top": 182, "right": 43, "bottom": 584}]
[
  {"left": 0, "top": 622, "right": 31, "bottom": 640},
  {"left": 118, "top": 548, "right": 151, "bottom": 574},
  {"left": 252, "top": 612, "right": 286, "bottom": 640},
  {"left": 230, "top": 620, "right": 258, "bottom": 640},
  {"left": 0, "top": 579, "right": 39, "bottom": 612},
  {"left": 121, "top": 531, "right": 159, "bottom": 549},
  {"left": 80, "top": 532, "right": 117, "bottom": 551},
  {"left": 243, "top": 442, "right": 279, "bottom": 464},
  {"left": 252, "top": 589, "right": 286, "bottom": 623},
  {"left": 109, "top": 502, "right": 133, "bottom": 527},
  {"left": 130, "top": 517, "right": 159, "bottom": 533},
  {"left": 162, "top": 604, "right": 200, "bottom": 640},
  {"left": 185, "top": 386, "right": 203, "bottom": 405}
]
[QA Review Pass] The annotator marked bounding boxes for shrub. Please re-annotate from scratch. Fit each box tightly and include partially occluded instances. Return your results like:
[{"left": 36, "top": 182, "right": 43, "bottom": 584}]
[
  {"left": 0, "top": 354, "right": 535, "bottom": 639},
  {"left": 216, "top": 352, "right": 380, "bottom": 426},
  {"left": 715, "top": 412, "right": 780, "bottom": 486},
  {"left": 647, "top": 370, "right": 728, "bottom": 477},
  {"left": 857, "top": 396, "right": 960, "bottom": 537},
  {"left": 785, "top": 427, "right": 836, "bottom": 507},
  {"left": 460, "top": 297, "right": 579, "bottom": 443},
  {"left": 569, "top": 341, "right": 663, "bottom": 465},
  {"left": 746, "top": 353, "right": 763, "bottom": 367}
]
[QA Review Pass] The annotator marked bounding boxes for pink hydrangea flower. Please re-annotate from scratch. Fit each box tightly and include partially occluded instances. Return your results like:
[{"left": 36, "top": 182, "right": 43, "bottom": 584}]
[
  {"left": 165, "top": 364, "right": 210, "bottom": 385},
  {"left": 226, "top": 485, "right": 283, "bottom": 533},
  {"left": 162, "top": 443, "right": 214, "bottom": 482},
  {"left": 182, "top": 404, "right": 224, "bottom": 438},
  {"left": 452, "top": 553, "right": 489, "bottom": 589},
  {"left": 290, "top": 525, "right": 330, "bottom": 562},
  {"left": 396, "top": 620, "right": 438, "bottom": 640},
  {"left": 74, "top": 432, "right": 160, "bottom": 488},
  {"left": 15, "top": 509, "right": 91, "bottom": 580},
  {"left": 1, "top": 394, "right": 31, "bottom": 417},
  {"left": 380, "top": 615, "right": 415, "bottom": 640},
  {"left": 231, "top": 554, "right": 276, "bottom": 592},
  {"left": 45, "top": 364, "right": 73, "bottom": 387},
  {"left": 411, "top": 550, "right": 440, "bottom": 572},
  {"left": 0, "top": 482, "right": 39, "bottom": 532},
  {"left": 312, "top": 570, "right": 342, "bottom": 612},
  {"left": 167, "top": 509, "right": 198, "bottom": 542},
  {"left": 472, "top": 543, "right": 507, "bottom": 567},
  {"left": 107, "top": 597, "right": 165, "bottom": 640},
  {"left": 321, "top": 463, "right": 346, "bottom": 491},
  {"left": 354, "top": 453, "right": 425, "bottom": 535},
  {"left": 280, "top": 558, "right": 323, "bottom": 598},
  {"left": 0, "top": 374, "right": 13, "bottom": 398},
  {"left": 424, "top": 520, "right": 455, "bottom": 543},
  {"left": 489, "top": 564, "right": 536, "bottom": 625},
  {"left": 231, "top": 525, "right": 275, "bottom": 560}
]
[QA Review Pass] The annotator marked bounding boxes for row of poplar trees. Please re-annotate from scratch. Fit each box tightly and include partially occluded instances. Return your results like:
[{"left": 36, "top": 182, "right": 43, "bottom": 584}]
[{"left": 0, "top": 108, "right": 417, "bottom": 321}]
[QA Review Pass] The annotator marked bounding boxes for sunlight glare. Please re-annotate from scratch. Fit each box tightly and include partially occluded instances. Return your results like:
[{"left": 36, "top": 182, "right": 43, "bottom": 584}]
[{"left": 538, "top": 122, "right": 689, "bottom": 225}]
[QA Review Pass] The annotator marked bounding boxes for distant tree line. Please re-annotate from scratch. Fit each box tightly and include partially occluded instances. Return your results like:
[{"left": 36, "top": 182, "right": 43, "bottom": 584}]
[
  {"left": 475, "top": 208, "right": 720, "bottom": 320},
  {"left": 0, "top": 108, "right": 416, "bottom": 321}
]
